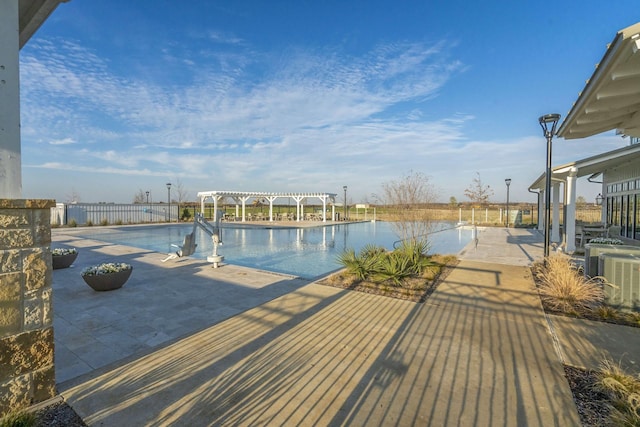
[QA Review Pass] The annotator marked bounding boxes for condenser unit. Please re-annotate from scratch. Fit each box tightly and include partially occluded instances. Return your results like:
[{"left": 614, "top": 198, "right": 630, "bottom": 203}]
[
  {"left": 598, "top": 253, "right": 640, "bottom": 310},
  {"left": 584, "top": 244, "right": 640, "bottom": 277}
]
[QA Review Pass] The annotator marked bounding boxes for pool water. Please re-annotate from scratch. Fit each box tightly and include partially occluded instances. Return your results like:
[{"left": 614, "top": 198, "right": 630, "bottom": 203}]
[{"left": 74, "top": 221, "right": 473, "bottom": 279}]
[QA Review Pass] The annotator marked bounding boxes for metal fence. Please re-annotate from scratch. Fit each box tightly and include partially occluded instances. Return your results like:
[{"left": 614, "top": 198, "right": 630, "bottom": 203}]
[
  {"left": 51, "top": 203, "right": 179, "bottom": 226},
  {"left": 50, "top": 203, "right": 602, "bottom": 227}
]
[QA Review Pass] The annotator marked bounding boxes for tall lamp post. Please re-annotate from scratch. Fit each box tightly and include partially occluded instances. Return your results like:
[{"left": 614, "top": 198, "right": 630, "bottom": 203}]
[
  {"left": 145, "top": 191, "right": 149, "bottom": 203},
  {"left": 505, "top": 178, "right": 511, "bottom": 227},
  {"left": 166, "top": 182, "right": 172, "bottom": 222},
  {"left": 343, "top": 185, "right": 347, "bottom": 221},
  {"left": 539, "top": 113, "right": 561, "bottom": 259}
]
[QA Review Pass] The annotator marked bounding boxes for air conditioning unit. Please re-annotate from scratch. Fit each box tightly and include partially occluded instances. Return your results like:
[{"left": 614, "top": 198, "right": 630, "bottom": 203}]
[
  {"left": 598, "top": 253, "right": 640, "bottom": 310},
  {"left": 584, "top": 244, "right": 640, "bottom": 277}
]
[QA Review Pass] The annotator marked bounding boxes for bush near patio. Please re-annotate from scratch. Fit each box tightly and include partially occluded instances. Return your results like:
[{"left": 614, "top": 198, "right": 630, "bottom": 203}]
[
  {"left": 532, "top": 254, "right": 640, "bottom": 426},
  {"left": 531, "top": 253, "right": 640, "bottom": 327},
  {"left": 322, "top": 240, "right": 457, "bottom": 302},
  {"left": 596, "top": 358, "right": 640, "bottom": 426}
]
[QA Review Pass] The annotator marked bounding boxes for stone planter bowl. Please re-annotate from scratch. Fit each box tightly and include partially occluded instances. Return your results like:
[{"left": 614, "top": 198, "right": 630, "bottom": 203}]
[
  {"left": 82, "top": 267, "right": 133, "bottom": 291},
  {"left": 52, "top": 252, "right": 78, "bottom": 269}
]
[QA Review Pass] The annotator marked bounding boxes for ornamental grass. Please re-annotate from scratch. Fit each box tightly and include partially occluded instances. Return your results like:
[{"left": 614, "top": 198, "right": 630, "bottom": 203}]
[
  {"left": 595, "top": 358, "right": 640, "bottom": 426},
  {"left": 533, "top": 253, "right": 604, "bottom": 315}
]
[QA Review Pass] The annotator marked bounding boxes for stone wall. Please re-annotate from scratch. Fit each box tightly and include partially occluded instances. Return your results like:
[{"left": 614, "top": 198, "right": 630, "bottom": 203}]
[{"left": 0, "top": 199, "right": 56, "bottom": 417}]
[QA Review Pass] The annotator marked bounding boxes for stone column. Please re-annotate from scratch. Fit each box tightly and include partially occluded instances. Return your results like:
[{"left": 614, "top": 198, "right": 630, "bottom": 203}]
[{"left": 0, "top": 199, "right": 56, "bottom": 417}]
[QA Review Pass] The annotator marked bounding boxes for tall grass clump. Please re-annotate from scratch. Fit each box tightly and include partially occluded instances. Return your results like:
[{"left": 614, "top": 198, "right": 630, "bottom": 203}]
[
  {"left": 596, "top": 358, "right": 640, "bottom": 426},
  {"left": 534, "top": 253, "right": 604, "bottom": 315},
  {"left": 0, "top": 410, "right": 37, "bottom": 427}
]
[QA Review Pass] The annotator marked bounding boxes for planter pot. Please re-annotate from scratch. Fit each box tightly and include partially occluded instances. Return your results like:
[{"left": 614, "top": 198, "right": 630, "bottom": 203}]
[
  {"left": 52, "top": 252, "right": 78, "bottom": 269},
  {"left": 82, "top": 267, "right": 133, "bottom": 291}
]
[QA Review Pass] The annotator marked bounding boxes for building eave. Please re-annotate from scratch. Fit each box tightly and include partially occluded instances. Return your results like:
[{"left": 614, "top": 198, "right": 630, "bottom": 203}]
[
  {"left": 528, "top": 143, "right": 640, "bottom": 190},
  {"left": 19, "top": 0, "right": 69, "bottom": 49},
  {"left": 557, "top": 22, "right": 640, "bottom": 140}
]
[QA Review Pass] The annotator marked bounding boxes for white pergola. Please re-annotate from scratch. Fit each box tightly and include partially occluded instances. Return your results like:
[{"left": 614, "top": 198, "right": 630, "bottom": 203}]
[
  {"left": 530, "top": 22, "right": 640, "bottom": 252},
  {"left": 197, "top": 190, "right": 338, "bottom": 223},
  {"left": 1, "top": 0, "right": 70, "bottom": 199}
]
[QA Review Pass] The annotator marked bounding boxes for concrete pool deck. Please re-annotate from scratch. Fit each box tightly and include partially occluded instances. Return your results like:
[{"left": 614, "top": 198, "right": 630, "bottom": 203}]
[{"left": 51, "top": 226, "right": 640, "bottom": 426}]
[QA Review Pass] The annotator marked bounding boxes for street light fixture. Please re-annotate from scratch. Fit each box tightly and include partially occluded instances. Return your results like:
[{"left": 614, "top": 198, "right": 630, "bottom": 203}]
[
  {"left": 539, "top": 113, "right": 561, "bottom": 259},
  {"left": 505, "top": 178, "right": 511, "bottom": 227},
  {"left": 343, "top": 185, "right": 347, "bottom": 221},
  {"left": 145, "top": 191, "right": 149, "bottom": 203},
  {"left": 166, "top": 182, "right": 172, "bottom": 222}
]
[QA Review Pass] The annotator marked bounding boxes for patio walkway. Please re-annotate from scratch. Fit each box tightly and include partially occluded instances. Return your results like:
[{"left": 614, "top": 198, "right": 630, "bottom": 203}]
[{"left": 51, "top": 226, "right": 639, "bottom": 426}]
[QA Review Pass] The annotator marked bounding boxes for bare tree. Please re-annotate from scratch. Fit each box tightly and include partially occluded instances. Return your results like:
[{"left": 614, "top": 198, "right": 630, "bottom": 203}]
[
  {"left": 173, "top": 178, "right": 189, "bottom": 204},
  {"left": 449, "top": 196, "right": 458, "bottom": 209},
  {"left": 132, "top": 189, "right": 146, "bottom": 204},
  {"left": 464, "top": 172, "right": 494, "bottom": 206},
  {"left": 576, "top": 195, "right": 587, "bottom": 209},
  {"left": 381, "top": 171, "right": 438, "bottom": 243},
  {"left": 65, "top": 189, "right": 81, "bottom": 204}
]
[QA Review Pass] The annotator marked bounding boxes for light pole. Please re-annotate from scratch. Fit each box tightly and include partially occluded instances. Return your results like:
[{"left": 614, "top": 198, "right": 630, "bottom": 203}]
[
  {"left": 505, "top": 178, "right": 511, "bottom": 227},
  {"left": 166, "top": 182, "right": 172, "bottom": 222},
  {"left": 343, "top": 185, "right": 347, "bottom": 221},
  {"left": 145, "top": 191, "right": 149, "bottom": 203},
  {"left": 539, "top": 113, "right": 561, "bottom": 259}
]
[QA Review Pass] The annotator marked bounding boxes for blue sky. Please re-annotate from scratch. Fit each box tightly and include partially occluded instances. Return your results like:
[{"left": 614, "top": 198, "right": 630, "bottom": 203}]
[{"left": 19, "top": 0, "right": 638, "bottom": 204}]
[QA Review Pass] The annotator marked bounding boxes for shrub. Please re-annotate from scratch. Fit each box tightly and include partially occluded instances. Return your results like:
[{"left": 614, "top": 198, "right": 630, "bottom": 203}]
[
  {"left": 68, "top": 219, "right": 77, "bottom": 227},
  {"left": 337, "top": 241, "right": 435, "bottom": 287},
  {"left": 394, "top": 239, "right": 433, "bottom": 276},
  {"left": 596, "top": 358, "right": 640, "bottom": 426},
  {"left": 182, "top": 208, "right": 192, "bottom": 220},
  {"left": 534, "top": 253, "right": 604, "bottom": 314},
  {"left": 100, "top": 218, "right": 109, "bottom": 226},
  {"left": 592, "top": 305, "right": 619, "bottom": 321},
  {"left": 337, "top": 245, "right": 385, "bottom": 281},
  {"left": 0, "top": 410, "right": 37, "bottom": 427},
  {"left": 371, "top": 250, "right": 415, "bottom": 286},
  {"left": 86, "top": 220, "right": 93, "bottom": 226},
  {"left": 115, "top": 219, "right": 123, "bottom": 225}
]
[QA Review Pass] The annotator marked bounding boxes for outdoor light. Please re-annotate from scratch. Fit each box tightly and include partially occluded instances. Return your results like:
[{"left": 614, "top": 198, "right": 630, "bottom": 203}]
[
  {"left": 145, "top": 191, "right": 149, "bottom": 203},
  {"left": 166, "top": 182, "right": 172, "bottom": 222},
  {"left": 505, "top": 178, "right": 512, "bottom": 227},
  {"left": 596, "top": 193, "right": 604, "bottom": 206},
  {"left": 343, "top": 185, "right": 347, "bottom": 221},
  {"left": 539, "top": 113, "right": 561, "bottom": 259}
]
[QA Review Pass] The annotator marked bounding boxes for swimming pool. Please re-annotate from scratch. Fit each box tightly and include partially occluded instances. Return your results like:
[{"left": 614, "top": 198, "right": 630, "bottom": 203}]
[{"left": 72, "top": 221, "right": 473, "bottom": 279}]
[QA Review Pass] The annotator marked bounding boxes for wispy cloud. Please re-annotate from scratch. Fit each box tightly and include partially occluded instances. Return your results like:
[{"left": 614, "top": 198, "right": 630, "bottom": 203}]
[{"left": 19, "top": 35, "right": 626, "bottom": 202}]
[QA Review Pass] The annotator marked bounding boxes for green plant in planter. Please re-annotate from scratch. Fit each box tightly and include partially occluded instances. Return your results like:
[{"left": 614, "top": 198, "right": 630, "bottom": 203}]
[
  {"left": 81, "top": 262, "right": 132, "bottom": 276},
  {"left": 81, "top": 262, "right": 133, "bottom": 291},
  {"left": 589, "top": 237, "right": 624, "bottom": 245},
  {"left": 52, "top": 248, "right": 77, "bottom": 256},
  {"left": 51, "top": 247, "right": 79, "bottom": 269}
]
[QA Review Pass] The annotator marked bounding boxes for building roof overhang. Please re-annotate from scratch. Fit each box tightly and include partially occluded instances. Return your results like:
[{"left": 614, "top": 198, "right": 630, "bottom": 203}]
[
  {"left": 529, "top": 143, "right": 640, "bottom": 191},
  {"left": 19, "top": 0, "right": 69, "bottom": 49},
  {"left": 557, "top": 22, "right": 640, "bottom": 140}
]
